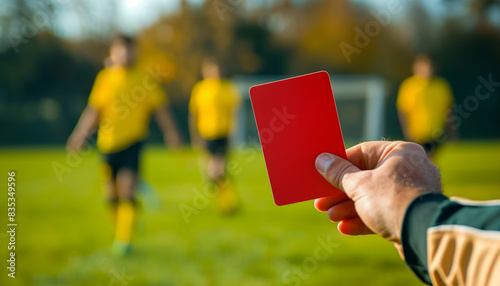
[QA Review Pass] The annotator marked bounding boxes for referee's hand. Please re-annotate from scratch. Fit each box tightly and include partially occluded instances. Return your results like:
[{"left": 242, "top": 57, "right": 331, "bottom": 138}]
[{"left": 314, "top": 141, "right": 442, "bottom": 246}]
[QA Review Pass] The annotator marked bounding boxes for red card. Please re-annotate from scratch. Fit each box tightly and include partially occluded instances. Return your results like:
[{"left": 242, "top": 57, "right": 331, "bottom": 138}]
[{"left": 249, "top": 71, "right": 347, "bottom": 206}]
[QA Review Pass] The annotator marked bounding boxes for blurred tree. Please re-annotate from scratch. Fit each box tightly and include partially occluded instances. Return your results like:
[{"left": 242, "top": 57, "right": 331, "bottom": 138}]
[
  {"left": 433, "top": 3, "right": 500, "bottom": 139},
  {"left": 0, "top": 0, "right": 499, "bottom": 146},
  {"left": 0, "top": 32, "right": 100, "bottom": 145}
]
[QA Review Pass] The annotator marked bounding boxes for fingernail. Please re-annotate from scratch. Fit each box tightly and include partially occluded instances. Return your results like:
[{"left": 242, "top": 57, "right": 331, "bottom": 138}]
[{"left": 316, "top": 153, "right": 335, "bottom": 175}]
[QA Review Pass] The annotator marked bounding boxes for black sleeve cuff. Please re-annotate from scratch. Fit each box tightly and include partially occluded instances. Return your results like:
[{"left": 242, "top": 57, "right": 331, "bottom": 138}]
[{"left": 401, "top": 193, "right": 449, "bottom": 285}]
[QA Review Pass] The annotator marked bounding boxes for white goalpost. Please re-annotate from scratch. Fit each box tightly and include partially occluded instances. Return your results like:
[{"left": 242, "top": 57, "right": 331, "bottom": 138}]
[{"left": 232, "top": 73, "right": 385, "bottom": 145}]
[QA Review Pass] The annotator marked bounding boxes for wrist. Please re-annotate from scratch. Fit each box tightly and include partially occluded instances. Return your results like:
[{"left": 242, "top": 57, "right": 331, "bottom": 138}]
[
  {"left": 393, "top": 189, "right": 434, "bottom": 241},
  {"left": 401, "top": 193, "right": 449, "bottom": 284}
]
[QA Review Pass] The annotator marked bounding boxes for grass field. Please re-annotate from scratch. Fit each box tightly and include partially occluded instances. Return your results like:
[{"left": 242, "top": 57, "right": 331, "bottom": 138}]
[{"left": 0, "top": 141, "right": 499, "bottom": 286}]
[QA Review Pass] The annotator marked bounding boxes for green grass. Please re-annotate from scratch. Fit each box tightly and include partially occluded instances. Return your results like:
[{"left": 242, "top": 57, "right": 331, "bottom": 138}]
[{"left": 0, "top": 141, "right": 499, "bottom": 286}]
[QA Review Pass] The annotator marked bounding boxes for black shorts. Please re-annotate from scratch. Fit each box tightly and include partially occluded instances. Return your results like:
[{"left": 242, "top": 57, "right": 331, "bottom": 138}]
[
  {"left": 103, "top": 141, "right": 142, "bottom": 178},
  {"left": 206, "top": 138, "right": 229, "bottom": 156}
]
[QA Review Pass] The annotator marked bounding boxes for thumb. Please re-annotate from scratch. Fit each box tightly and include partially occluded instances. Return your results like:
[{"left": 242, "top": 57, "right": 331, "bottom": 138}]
[{"left": 315, "top": 153, "right": 361, "bottom": 194}]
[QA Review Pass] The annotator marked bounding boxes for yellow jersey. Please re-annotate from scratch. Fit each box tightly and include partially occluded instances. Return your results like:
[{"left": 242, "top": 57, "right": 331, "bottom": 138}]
[
  {"left": 396, "top": 75, "right": 453, "bottom": 143},
  {"left": 88, "top": 66, "right": 167, "bottom": 153},
  {"left": 189, "top": 79, "right": 241, "bottom": 140}
]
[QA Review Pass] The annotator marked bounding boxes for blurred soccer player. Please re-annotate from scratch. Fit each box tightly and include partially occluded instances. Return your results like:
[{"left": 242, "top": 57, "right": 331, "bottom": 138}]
[
  {"left": 397, "top": 54, "right": 456, "bottom": 160},
  {"left": 189, "top": 58, "right": 241, "bottom": 215},
  {"left": 66, "top": 35, "right": 180, "bottom": 255}
]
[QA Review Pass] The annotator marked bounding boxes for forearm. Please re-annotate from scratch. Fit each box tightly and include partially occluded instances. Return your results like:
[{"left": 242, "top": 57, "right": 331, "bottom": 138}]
[
  {"left": 397, "top": 111, "right": 412, "bottom": 141},
  {"left": 402, "top": 194, "right": 500, "bottom": 285},
  {"left": 188, "top": 113, "right": 202, "bottom": 145},
  {"left": 154, "top": 105, "right": 174, "bottom": 134},
  {"left": 154, "top": 105, "right": 180, "bottom": 147},
  {"left": 445, "top": 111, "right": 458, "bottom": 140},
  {"left": 67, "top": 106, "right": 99, "bottom": 151},
  {"left": 71, "top": 106, "right": 99, "bottom": 138}
]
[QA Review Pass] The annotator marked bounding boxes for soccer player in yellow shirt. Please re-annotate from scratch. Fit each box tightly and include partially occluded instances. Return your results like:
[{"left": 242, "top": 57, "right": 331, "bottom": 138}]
[
  {"left": 189, "top": 58, "right": 241, "bottom": 214},
  {"left": 66, "top": 35, "right": 180, "bottom": 255},
  {"left": 397, "top": 54, "right": 455, "bottom": 160}
]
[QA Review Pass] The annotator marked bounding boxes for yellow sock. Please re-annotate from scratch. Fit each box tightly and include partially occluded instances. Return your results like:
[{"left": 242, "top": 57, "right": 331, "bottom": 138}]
[
  {"left": 115, "top": 200, "right": 136, "bottom": 243},
  {"left": 216, "top": 177, "right": 239, "bottom": 214}
]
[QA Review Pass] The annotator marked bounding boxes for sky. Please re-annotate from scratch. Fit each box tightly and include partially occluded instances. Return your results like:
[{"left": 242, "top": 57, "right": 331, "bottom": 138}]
[
  {"left": 24, "top": 0, "right": 499, "bottom": 40},
  {"left": 51, "top": 0, "right": 261, "bottom": 38},
  {"left": 114, "top": 0, "right": 310, "bottom": 35}
]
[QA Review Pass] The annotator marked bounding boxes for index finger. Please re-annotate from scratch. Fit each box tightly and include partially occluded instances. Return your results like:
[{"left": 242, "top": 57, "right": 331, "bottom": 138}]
[{"left": 346, "top": 141, "right": 406, "bottom": 170}]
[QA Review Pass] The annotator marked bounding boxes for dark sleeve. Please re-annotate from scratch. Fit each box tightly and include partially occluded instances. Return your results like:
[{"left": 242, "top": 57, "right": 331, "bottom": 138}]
[{"left": 401, "top": 193, "right": 500, "bottom": 285}]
